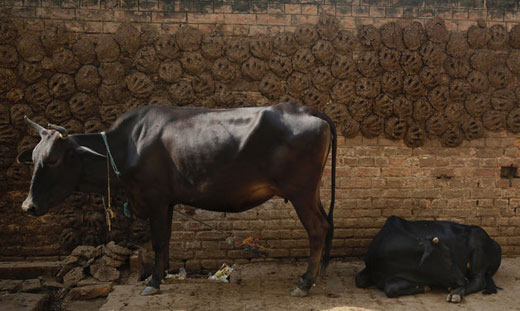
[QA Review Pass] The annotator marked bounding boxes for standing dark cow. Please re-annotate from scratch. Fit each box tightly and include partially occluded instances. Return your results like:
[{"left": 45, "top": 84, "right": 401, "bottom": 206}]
[
  {"left": 17, "top": 102, "right": 336, "bottom": 297},
  {"left": 355, "top": 216, "right": 501, "bottom": 303}
]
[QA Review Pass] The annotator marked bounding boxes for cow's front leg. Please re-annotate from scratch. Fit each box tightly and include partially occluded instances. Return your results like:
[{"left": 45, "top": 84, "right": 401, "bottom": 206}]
[
  {"left": 141, "top": 205, "right": 173, "bottom": 296},
  {"left": 446, "top": 273, "right": 484, "bottom": 303}
]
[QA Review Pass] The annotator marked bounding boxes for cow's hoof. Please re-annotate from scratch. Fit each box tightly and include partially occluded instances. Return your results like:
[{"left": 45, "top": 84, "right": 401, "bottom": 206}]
[
  {"left": 446, "top": 293, "right": 462, "bottom": 303},
  {"left": 291, "top": 287, "right": 309, "bottom": 297},
  {"left": 140, "top": 286, "right": 159, "bottom": 296}
]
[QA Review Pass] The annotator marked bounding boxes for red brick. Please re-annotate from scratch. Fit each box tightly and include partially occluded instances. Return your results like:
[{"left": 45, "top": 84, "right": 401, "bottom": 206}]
[
  {"left": 76, "top": 9, "right": 115, "bottom": 21},
  {"left": 36, "top": 7, "right": 75, "bottom": 19},
  {"left": 290, "top": 14, "right": 319, "bottom": 25},
  {"left": 369, "top": 6, "right": 385, "bottom": 18},
  {"left": 188, "top": 13, "right": 225, "bottom": 24},
  {"left": 285, "top": 4, "right": 300, "bottom": 15},
  {"left": 224, "top": 13, "right": 256, "bottom": 24},
  {"left": 257, "top": 13, "right": 291, "bottom": 25}
]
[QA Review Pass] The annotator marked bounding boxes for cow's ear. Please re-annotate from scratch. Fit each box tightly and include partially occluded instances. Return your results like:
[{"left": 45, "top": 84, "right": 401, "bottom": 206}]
[
  {"left": 16, "top": 148, "right": 34, "bottom": 164},
  {"left": 419, "top": 240, "right": 433, "bottom": 266},
  {"left": 75, "top": 146, "right": 106, "bottom": 161}
]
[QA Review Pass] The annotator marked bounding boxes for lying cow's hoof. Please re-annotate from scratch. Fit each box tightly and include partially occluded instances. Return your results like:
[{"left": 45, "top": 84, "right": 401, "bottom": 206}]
[
  {"left": 291, "top": 287, "right": 309, "bottom": 297},
  {"left": 140, "top": 286, "right": 160, "bottom": 296},
  {"left": 446, "top": 293, "right": 462, "bottom": 303}
]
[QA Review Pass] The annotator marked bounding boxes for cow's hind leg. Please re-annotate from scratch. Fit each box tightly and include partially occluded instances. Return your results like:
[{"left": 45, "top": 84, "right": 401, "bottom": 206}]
[
  {"left": 384, "top": 278, "right": 427, "bottom": 298},
  {"left": 141, "top": 205, "right": 174, "bottom": 296},
  {"left": 290, "top": 195, "right": 330, "bottom": 297}
]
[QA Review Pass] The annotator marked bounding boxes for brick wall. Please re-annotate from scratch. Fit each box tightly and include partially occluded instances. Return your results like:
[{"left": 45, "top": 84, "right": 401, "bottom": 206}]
[{"left": 1, "top": 0, "right": 520, "bottom": 269}]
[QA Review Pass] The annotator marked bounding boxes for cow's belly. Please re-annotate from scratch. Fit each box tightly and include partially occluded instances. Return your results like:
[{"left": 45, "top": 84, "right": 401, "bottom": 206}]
[{"left": 183, "top": 182, "right": 278, "bottom": 213}]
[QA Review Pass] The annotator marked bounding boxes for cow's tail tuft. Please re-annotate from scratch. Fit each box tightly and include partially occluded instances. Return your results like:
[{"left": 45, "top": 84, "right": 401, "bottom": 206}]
[{"left": 311, "top": 108, "right": 337, "bottom": 275}]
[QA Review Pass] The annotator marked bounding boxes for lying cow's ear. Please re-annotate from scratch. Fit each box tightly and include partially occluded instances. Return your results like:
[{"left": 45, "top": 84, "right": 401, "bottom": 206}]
[
  {"left": 75, "top": 146, "right": 106, "bottom": 160},
  {"left": 16, "top": 148, "right": 34, "bottom": 164},
  {"left": 419, "top": 240, "right": 433, "bottom": 267}
]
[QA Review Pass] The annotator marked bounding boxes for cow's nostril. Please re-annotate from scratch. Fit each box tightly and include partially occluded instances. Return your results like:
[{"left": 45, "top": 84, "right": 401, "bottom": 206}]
[{"left": 22, "top": 202, "right": 38, "bottom": 215}]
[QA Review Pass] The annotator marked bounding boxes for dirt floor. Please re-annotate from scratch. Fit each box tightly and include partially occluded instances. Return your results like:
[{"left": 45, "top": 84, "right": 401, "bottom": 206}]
[{"left": 71, "top": 257, "right": 520, "bottom": 311}]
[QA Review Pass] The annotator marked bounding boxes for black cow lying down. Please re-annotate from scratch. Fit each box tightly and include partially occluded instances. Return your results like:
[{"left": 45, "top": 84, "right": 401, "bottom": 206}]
[
  {"left": 17, "top": 102, "right": 336, "bottom": 297},
  {"left": 355, "top": 216, "right": 501, "bottom": 303}
]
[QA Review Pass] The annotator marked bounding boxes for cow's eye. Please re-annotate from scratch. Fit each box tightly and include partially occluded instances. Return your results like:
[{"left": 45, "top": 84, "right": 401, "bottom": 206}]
[{"left": 45, "top": 158, "right": 59, "bottom": 167}]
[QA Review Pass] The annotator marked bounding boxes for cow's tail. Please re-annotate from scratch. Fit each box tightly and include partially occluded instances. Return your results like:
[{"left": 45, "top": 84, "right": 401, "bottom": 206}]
[{"left": 311, "top": 109, "right": 337, "bottom": 275}]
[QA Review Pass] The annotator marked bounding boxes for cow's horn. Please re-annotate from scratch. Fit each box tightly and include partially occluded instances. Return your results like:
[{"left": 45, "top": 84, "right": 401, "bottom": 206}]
[
  {"left": 432, "top": 237, "right": 439, "bottom": 244},
  {"left": 24, "top": 116, "right": 46, "bottom": 136},
  {"left": 48, "top": 123, "right": 68, "bottom": 138}
]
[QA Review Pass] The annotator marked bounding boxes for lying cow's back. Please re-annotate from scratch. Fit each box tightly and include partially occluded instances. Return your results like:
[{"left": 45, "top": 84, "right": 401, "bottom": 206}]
[{"left": 110, "top": 102, "right": 332, "bottom": 212}]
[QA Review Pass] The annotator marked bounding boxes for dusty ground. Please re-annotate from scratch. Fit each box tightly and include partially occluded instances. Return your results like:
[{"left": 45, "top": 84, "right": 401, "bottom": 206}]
[{"left": 87, "top": 257, "right": 520, "bottom": 311}]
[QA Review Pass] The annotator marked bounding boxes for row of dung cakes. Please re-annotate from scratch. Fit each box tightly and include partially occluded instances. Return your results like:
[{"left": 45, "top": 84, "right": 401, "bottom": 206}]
[{"left": 2, "top": 16, "right": 520, "bottom": 162}]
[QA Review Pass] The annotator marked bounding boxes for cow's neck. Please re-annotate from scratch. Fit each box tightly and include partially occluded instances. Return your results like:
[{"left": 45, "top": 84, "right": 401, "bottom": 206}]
[{"left": 70, "top": 132, "right": 126, "bottom": 194}]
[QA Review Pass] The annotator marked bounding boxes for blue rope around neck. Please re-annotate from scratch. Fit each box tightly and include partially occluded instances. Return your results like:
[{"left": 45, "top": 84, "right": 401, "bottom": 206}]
[{"left": 100, "top": 131, "right": 131, "bottom": 218}]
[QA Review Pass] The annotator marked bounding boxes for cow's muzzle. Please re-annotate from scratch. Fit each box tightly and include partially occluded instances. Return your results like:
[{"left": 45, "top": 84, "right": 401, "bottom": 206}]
[{"left": 22, "top": 200, "right": 45, "bottom": 216}]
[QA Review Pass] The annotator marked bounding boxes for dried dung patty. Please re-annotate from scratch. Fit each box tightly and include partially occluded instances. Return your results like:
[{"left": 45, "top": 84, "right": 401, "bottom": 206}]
[
  {"left": 385, "top": 117, "right": 408, "bottom": 140},
  {"left": 135, "top": 46, "right": 160, "bottom": 73},
  {"left": 358, "top": 24, "right": 382, "bottom": 49},
  {"left": 181, "top": 51, "right": 206, "bottom": 75},
  {"left": 446, "top": 32, "right": 469, "bottom": 58},
  {"left": 445, "top": 57, "right": 470, "bottom": 78},
  {"left": 294, "top": 24, "right": 319, "bottom": 47},
  {"left": 241, "top": 57, "right": 267, "bottom": 81},
  {"left": 333, "top": 30, "right": 358, "bottom": 55},
  {"left": 379, "top": 47, "right": 401, "bottom": 72},
  {"left": 465, "top": 93, "right": 490, "bottom": 117},
  {"left": 176, "top": 26, "right": 202, "bottom": 52},
  {"left": 273, "top": 32, "right": 297, "bottom": 56},
  {"left": 316, "top": 15, "right": 339, "bottom": 41},
  {"left": 466, "top": 70, "right": 489, "bottom": 93},
  {"left": 69, "top": 92, "right": 99, "bottom": 121},
  {"left": 331, "top": 79, "right": 356, "bottom": 104},
  {"left": 287, "top": 72, "right": 311, "bottom": 98},
  {"left": 226, "top": 39, "right": 250, "bottom": 64},
  {"left": 425, "top": 17, "right": 449, "bottom": 43},
  {"left": 347, "top": 97, "right": 373, "bottom": 121},
  {"left": 360, "top": 114, "right": 384, "bottom": 138},
  {"left": 331, "top": 54, "right": 357, "bottom": 80},
  {"left": 268, "top": 55, "right": 293, "bottom": 78},
  {"left": 413, "top": 96, "right": 433, "bottom": 122},
  {"left": 491, "top": 89, "right": 516, "bottom": 111},
  {"left": 506, "top": 108, "right": 520, "bottom": 133},
  {"left": 49, "top": 73, "right": 76, "bottom": 99},
  {"left": 72, "top": 38, "right": 96, "bottom": 64},
  {"left": 258, "top": 74, "right": 283, "bottom": 100},
  {"left": 312, "top": 39, "right": 335, "bottom": 65},
  {"left": 400, "top": 50, "right": 423, "bottom": 75},
  {"left": 0, "top": 45, "right": 18, "bottom": 68},
  {"left": 449, "top": 79, "right": 471, "bottom": 102},
  {"left": 356, "top": 77, "right": 381, "bottom": 98},
  {"left": 292, "top": 48, "right": 316, "bottom": 74},
  {"left": 114, "top": 23, "right": 140, "bottom": 55},
  {"left": 168, "top": 80, "right": 194, "bottom": 105},
  {"left": 428, "top": 85, "right": 450, "bottom": 111},
  {"left": 488, "top": 65, "right": 513, "bottom": 89},
  {"left": 470, "top": 49, "right": 496, "bottom": 73},
  {"left": 440, "top": 127, "right": 463, "bottom": 147},
  {"left": 340, "top": 114, "right": 360, "bottom": 138},
  {"left": 312, "top": 66, "right": 336, "bottom": 91},
  {"left": 506, "top": 50, "right": 520, "bottom": 75},
  {"left": 191, "top": 72, "right": 215, "bottom": 97},
  {"left": 25, "top": 83, "right": 51, "bottom": 111},
  {"left": 46, "top": 100, "right": 71, "bottom": 123},
  {"left": 419, "top": 41, "right": 447, "bottom": 68},
  {"left": 381, "top": 70, "right": 403, "bottom": 95},
  {"left": 302, "top": 86, "right": 329, "bottom": 108},
  {"left": 461, "top": 117, "right": 484, "bottom": 140},
  {"left": 403, "top": 74, "right": 426, "bottom": 96},
  {"left": 425, "top": 113, "right": 449, "bottom": 137},
  {"left": 211, "top": 57, "right": 236, "bottom": 83},
  {"left": 380, "top": 22, "right": 404, "bottom": 50},
  {"left": 96, "top": 36, "right": 120, "bottom": 63},
  {"left": 357, "top": 50, "right": 382, "bottom": 77},
  {"left": 403, "top": 21, "right": 426, "bottom": 51},
  {"left": 125, "top": 71, "right": 154, "bottom": 99},
  {"left": 17, "top": 61, "right": 42, "bottom": 84},
  {"left": 509, "top": 24, "right": 520, "bottom": 49},
  {"left": 467, "top": 25, "right": 489, "bottom": 49},
  {"left": 200, "top": 35, "right": 223, "bottom": 60},
  {"left": 404, "top": 123, "right": 426, "bottom": 147},
  {"left": 52, "top": 48, "right": 80, "bottom": 74},
  {"left": 321, "top": 102, "right": 349, "bottom": 125},
  {"left": 482, "top": 109, "right": 507, "bottom": 132},
  {"left": 373, "top": 93, "right": 394, "bottom": 118},
  {"left": 250, "top": 36, "right": 273, "bottom": 60},
  {"left": 16, "top": 34, "right": 44, "bottom": 62},
  {"left": 488, "top": 24, "right": 508, "bottom": 50},
  {"left": 393, "top": 95, "right": 413, "bottom": 120},
  {"left": 75, "top": 65, "right": 101, "bottom": 93}
]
